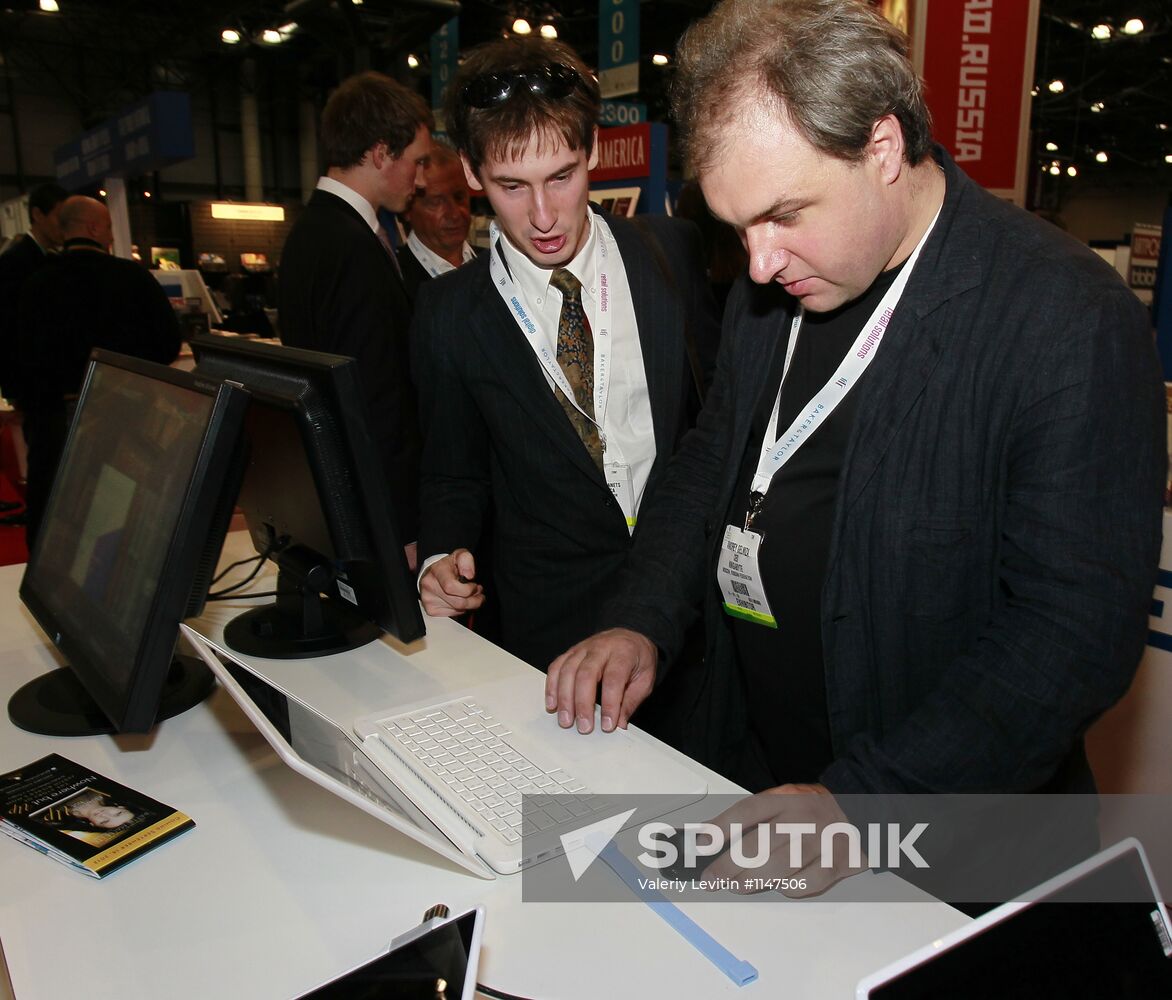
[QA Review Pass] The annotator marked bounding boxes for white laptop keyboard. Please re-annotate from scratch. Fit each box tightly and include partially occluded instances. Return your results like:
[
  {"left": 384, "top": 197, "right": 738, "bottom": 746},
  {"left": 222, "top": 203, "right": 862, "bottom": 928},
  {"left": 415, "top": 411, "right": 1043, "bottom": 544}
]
[{"left": 374, "top": 699, "right": 609, "bottom": 845}]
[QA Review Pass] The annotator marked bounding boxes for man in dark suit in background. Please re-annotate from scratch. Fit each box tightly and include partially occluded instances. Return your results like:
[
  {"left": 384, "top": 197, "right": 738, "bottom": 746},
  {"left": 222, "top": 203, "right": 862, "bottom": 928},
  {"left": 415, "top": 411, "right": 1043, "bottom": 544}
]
[
  {"left": 413, "top": 37, "right": 719, "bottom": 680},
  {"left": 0, "top": 183, "right": 67, "bottom": 519},
  {"left": 396, "top": 141, "right": 478, "bottom": 304},
  {"left": 278, "top": 71, "right": 432, "bottom": 568},
  {"left": 17, "top": 195, "right": 181, "bottom": 547}
]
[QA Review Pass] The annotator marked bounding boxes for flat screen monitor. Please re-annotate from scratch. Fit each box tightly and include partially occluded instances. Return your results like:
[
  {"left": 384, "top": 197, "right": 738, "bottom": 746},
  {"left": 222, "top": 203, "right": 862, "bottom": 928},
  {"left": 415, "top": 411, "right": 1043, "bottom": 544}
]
[
  {"left": 9, "top": 351, "right": 250, "bottom": 736},
  {"left": 189, "top": 333, "right": 425, "bottom": 657}
]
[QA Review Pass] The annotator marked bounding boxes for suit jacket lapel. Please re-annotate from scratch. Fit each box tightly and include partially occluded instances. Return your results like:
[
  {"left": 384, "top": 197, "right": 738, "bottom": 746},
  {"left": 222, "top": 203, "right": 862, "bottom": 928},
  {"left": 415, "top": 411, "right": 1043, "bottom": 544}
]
[
  {"left": 837, "top": 150, "right": 984, "bottom": 515},
  {"left": 466, "top": 255, "right": 610, "bottom": 484}
]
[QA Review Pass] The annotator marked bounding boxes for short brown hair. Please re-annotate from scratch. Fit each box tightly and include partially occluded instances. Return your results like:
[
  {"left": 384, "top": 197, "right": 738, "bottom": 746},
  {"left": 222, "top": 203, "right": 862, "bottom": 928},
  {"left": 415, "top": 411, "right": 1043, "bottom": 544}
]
[
  {"left": 673, "top": 0, "right": 932, "bottom": 175},
  {"left": 444, "top": 37, "right": 600, "bottom": 176},
  {"left": 320, "top": 71, "right": 433, "bottom": 170}
]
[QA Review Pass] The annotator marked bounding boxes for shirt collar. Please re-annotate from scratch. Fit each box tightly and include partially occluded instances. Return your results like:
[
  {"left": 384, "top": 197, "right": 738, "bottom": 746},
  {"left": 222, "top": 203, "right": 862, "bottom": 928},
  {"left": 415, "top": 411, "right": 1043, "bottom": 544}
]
[
  {"left": 497, "top": 210, "right": 598, "bottom": 308},
  {"left": 316, "top": 176, "right": 379, "bottom": 234},
  {"left": 407, "top": 231, "right": 475, "bottom": 275}
]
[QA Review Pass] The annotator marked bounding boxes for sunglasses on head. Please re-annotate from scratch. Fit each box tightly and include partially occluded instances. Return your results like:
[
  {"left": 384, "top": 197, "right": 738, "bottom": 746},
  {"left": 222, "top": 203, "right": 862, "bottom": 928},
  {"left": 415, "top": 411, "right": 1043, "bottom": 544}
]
[{"left": 461, "top": 62, "right": 582, "bottom": 109}]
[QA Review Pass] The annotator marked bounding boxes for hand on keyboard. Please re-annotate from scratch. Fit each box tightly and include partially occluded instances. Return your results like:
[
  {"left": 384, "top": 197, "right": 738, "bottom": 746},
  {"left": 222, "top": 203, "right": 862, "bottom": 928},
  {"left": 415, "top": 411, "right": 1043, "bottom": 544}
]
[{"left": 545, "top": 628, "right": 658, "bottom": 734}]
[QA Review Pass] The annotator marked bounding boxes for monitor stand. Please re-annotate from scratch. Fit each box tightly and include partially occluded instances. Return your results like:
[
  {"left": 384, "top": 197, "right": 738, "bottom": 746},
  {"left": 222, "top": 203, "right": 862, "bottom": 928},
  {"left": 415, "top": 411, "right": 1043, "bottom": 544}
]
[
  {"left": 7, "top": 653, "right": 216, "bottom": 737},
  {"left": 221, "top": 568, "right": 381, "bottom": 659}
]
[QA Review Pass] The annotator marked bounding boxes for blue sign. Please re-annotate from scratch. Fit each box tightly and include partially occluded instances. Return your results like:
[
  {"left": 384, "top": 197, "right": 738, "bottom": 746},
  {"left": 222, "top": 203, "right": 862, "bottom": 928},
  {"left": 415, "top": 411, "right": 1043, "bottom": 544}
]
[
  {"left": 431, "top": 17, "right": 459, "bottom": 122},
  {"left": 54, "top": 91, "right": 194, "bottom": 191},
  {"left": 600, "top": 100, "right": 646, "bottom": 126},
  {"left": 598, "top": 0, "right": 640, "bottom": 99}
]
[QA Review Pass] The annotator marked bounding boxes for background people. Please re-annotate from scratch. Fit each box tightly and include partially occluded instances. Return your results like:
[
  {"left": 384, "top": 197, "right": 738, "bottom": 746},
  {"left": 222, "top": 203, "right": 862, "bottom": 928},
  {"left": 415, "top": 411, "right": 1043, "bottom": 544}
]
[{"left": 278, "top": 71, "right": 432, "bottom": 569}]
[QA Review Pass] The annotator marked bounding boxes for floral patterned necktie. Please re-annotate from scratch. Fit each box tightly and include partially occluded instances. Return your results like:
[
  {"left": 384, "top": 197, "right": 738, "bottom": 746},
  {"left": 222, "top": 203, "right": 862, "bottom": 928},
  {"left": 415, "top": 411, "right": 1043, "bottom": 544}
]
[{"left": 549, "top": 268, "right": 604, "bottom": 472}]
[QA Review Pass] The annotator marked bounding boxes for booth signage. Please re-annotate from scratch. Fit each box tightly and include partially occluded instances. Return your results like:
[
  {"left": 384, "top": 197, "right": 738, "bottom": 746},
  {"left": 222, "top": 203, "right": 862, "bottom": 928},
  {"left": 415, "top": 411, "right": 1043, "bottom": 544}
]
[
  {"left": 915, "top": 0, "right": 1039, "bottom": 205},
  {"left": 589, "top": 123, "right": 652, "bottom": 182},
  {"left": 600, "top": 100, "right": 646, "bottom": 126},
  {"left": 53, "top": 91, "right": 194, "bottom": 191},
  {"left": 598, "top": 0, "right": 640, "bottom": 98},
  {"left": 431, "top": 17, "right": 458, "bottom": 127}
]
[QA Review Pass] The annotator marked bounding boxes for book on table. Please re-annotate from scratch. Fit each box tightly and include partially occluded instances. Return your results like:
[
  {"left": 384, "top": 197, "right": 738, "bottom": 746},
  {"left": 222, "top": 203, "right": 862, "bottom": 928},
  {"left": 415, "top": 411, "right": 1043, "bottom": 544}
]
[{"left": 0, "top": 753, "right": 193, "bottom": 878}]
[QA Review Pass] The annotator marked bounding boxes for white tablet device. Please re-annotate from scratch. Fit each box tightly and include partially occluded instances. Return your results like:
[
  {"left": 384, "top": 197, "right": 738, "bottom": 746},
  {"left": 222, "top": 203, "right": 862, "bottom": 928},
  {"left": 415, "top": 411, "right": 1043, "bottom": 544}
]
[{"left": 297, "top": 905, "right": 486, "bottom": 999}]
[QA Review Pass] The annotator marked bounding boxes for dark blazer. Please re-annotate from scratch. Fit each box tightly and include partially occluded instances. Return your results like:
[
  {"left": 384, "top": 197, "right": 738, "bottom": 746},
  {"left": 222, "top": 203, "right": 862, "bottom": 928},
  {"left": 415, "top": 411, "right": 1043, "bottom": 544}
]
[
  {"left": 0, "top": 234, "right": 54, "bottom": 403},
  {"left": 396, "top": 242, "right": 482, "bottom": 306},
  {"left": 603, "top": 148, "right": 1165, "bottom": 795},
  {"left": 278, "top": 188, "right": 421, "bottom": 540},
  {"left": 413, "top": 211, "right": 719, "bottom": 669}
]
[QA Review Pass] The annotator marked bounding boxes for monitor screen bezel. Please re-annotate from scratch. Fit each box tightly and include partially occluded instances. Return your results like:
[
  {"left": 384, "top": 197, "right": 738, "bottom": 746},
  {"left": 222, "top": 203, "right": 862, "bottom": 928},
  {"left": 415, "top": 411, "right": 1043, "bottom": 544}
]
[
  {"left": 18, "top": 350, "right": 250, "bottom": 732},
  {"left": 189, "top": 333, "right": 426, "bottom": 649}
]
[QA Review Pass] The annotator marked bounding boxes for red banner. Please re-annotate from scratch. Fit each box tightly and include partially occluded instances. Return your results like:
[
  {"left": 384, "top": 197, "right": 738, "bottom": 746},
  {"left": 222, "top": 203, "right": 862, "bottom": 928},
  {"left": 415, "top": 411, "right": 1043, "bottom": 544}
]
[
  {"left": 917, "top": 0, "right": 1038, "bottom": 203},
  {"left": 589, "top": 124, "right": 651, "bottom": 182}
]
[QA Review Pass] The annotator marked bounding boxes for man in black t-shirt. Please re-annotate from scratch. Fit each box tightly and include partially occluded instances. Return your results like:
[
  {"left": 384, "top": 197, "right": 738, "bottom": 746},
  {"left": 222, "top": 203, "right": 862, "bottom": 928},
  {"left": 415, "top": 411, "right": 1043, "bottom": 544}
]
[{"left": 545, "top": 0, "right": 1163, "bottom": 899}]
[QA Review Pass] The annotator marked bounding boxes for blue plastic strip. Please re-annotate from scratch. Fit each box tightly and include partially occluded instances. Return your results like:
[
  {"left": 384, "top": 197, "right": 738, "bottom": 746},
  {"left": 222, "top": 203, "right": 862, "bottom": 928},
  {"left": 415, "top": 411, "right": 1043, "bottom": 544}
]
[{"left": 598, "top": 842, "right": 759, "bottom": 987}]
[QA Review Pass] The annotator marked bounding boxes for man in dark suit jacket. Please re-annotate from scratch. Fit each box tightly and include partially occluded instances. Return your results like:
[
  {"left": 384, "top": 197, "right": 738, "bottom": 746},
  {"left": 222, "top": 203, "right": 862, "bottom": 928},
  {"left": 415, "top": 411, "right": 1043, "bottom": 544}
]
[
  {"left": 396, "top": 142, "right": 478, "bottom": 305},
  {"left": 0, "top": 182, "right": 67, "bottom": 408},
  {"left": 549, "top": 0, "right": 1163, "bottom": 899},
  {"left": 17, "top": 195, "right": 182, "bottom": 547},
  {"left": 414, "top": 37, "right": 719, "bottom": 674},
  {"left": 278, "top": 71, "right": 432, "bottom": 564}
]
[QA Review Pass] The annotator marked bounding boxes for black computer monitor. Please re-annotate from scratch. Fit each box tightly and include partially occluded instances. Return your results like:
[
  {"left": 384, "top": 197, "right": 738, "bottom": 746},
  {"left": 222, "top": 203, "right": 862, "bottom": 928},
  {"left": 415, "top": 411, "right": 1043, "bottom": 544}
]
[
  {"left": 9, "top": 351, "right": 250, "bottom": 736},
  {"left": 189, "top": 333, "right": 425, "bottom": 658}
]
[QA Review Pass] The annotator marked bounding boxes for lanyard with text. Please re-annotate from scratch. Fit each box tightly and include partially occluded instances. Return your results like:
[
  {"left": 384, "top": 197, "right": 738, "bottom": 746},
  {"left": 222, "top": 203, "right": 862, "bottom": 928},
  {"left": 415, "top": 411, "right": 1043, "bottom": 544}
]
[
  {"left": 488, "top": 217, "right": 615, "bottom": 447},
  {"left": 719, "top": 207, "right": 941, "bottom": 628}
]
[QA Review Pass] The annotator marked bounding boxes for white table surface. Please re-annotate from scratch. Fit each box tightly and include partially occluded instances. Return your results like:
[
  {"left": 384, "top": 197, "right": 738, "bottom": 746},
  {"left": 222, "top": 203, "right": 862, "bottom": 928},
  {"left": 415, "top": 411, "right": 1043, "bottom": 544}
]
[{"left": 0, "top": 537, "right": 967, "bottom": 999}]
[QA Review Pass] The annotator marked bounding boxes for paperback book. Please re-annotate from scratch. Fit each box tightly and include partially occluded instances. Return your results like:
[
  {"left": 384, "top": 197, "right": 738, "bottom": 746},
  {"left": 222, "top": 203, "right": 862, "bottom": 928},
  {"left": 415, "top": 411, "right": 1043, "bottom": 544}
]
[{"left": 0, "top": 753, "right": 194, "bottom": 878}]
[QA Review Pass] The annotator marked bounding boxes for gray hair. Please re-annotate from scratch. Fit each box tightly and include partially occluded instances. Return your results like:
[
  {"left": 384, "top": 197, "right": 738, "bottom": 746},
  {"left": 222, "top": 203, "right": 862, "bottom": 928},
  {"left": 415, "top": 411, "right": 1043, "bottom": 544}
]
[{"left": 672, "top": 0, "right": 932, "bottom": 175}]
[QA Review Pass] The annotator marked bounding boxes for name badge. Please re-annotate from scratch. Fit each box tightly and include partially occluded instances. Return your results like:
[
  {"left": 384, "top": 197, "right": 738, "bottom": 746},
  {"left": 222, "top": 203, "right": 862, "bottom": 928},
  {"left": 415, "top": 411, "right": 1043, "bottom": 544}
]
[
  {"left": 606, "top": 461, "right": 636, "bottom": 533},
  {"left": 718, "top": 525, "right": 777, "bottom": 628}
]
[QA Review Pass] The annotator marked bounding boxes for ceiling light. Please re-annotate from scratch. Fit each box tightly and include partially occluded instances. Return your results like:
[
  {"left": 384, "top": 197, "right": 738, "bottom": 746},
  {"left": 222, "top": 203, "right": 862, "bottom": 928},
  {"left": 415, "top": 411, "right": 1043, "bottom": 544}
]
[
  {"left": 1030, "top": 87, "right": 1039, "bottom": 97},
  {"left": 221, "top": 28, "right": 241, "bottom": 44},
  {"left": 261, "top": 29, "right": 282, "bottom": 43},
  {"left": 1159, "top": 124, "right": 1169, "bottom": 131},
  {"left": 99, "top": 189, "right": 107, "bottom": 197},
  {"left": 1045, "top": 141, "right": 1058, "bottom": 152},
  {"left": 1122, "top": 18, "right": 1144, "bottom": 35},
  {"left": 539, "top": 23, "right": 558, "bottom": 39},
  {"left": 1067, "top": 165, "right": 1078, "bottom": 177},
  {"left": 511, "top": 18, "right": 531, "bottom": 35},
  {"left": 1048, "top": 164, "right": 1060, "bottom": 176},
  {"left": 1095, "top": 151, "right": 1109, "bottom": 163},
  {"left": 652, "top": 53, "right": 670, "bottom": 66},
  {"left": 1090, "top": 101, "right": 1105, "bottom": 113},
  {"left": 1047, "top": 79, "right": 1065, "bottom": 94},
  {"left": 1165, "top": 154, "right": 1172, "bottom": 164},
  {"left": 39, "top": 0, "right": 59, "bottom": 11},
  {"left": 407, "top": 54, "right": 419, "bottom": 69},
  {"left": 1090, "top": 23, "right": 1112, "bottom": 40}
]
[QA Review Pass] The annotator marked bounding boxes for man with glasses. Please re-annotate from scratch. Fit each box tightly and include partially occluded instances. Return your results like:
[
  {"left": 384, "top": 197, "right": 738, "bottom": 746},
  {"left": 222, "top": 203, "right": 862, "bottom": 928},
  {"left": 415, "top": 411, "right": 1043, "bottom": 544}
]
[
  {"left": 413, "top": 38, "right": 718, "bottom": 684},
  {"left": 279, "top": 71, "right": 432, "bottom": 568}
]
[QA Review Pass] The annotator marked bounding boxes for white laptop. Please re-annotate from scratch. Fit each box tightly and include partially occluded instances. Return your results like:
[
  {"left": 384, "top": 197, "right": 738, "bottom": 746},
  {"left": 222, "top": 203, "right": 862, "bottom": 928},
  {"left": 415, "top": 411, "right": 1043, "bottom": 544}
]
[
  {"left": 182, "top": 625, "right": 708, "bottom": 879},
  {"left": 297, "top": 904, "right": 485, "bottom": 999},
  {"left": 856, "top": 837, "right": 1172, "bottom": 998}
]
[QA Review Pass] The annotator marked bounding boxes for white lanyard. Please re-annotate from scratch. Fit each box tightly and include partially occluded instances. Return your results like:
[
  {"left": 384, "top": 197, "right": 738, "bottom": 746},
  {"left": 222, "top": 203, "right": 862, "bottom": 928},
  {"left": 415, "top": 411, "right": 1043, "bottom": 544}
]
[
  {"left": 488, "top": 217, "right": 615, "bottom": 444},
  {"left": 746, "top": 207, "right": 941, "bottom": 523}
]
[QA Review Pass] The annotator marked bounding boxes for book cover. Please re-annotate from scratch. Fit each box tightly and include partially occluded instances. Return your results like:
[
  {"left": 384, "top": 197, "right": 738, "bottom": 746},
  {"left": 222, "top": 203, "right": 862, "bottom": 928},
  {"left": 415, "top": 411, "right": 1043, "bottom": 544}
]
[{"left": 0, "top": 753, "right": 194, "bottom": 878}]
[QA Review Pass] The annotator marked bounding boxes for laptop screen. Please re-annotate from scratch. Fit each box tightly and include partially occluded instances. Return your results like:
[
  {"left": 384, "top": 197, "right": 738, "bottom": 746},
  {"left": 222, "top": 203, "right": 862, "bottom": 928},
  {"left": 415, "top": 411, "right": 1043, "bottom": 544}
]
[{"left": 861, "top": 842, "right": 1172, "bottom": 999}]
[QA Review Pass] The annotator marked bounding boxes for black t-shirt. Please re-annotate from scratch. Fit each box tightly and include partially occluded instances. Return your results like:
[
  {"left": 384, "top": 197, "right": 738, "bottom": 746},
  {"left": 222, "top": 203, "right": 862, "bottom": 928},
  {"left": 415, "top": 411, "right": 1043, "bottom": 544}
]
[{"left": 728, "top": 263, "right": 904, "bottom": 785}]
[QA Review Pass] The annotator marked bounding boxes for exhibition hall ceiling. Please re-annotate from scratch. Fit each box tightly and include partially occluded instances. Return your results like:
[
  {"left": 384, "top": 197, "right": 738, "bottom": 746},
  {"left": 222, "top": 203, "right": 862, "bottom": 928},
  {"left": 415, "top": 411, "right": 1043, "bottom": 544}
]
[{"left": 0, "top": 0, "right": 1169, "bottom": 184}]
